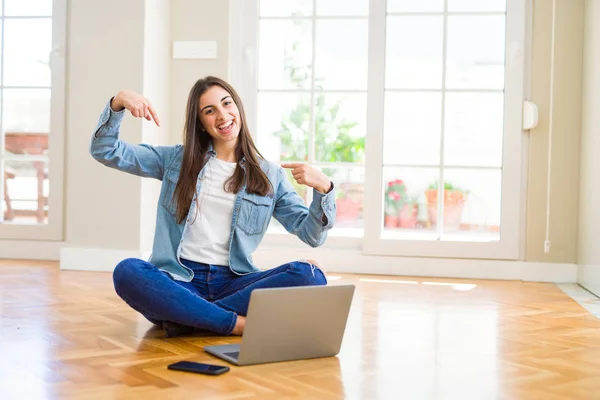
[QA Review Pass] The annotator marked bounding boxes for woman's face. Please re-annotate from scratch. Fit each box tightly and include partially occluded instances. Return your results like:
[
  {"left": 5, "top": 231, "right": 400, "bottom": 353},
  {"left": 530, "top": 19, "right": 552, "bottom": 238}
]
[{"left": 198, "top": 85, "right": 241, "bottom": 145}]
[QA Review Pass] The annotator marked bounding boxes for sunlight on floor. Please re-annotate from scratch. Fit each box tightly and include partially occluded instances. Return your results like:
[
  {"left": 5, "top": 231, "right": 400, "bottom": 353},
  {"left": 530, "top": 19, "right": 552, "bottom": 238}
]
[{"left": 357, "top": 277, "right": 477, "bottom": 291}]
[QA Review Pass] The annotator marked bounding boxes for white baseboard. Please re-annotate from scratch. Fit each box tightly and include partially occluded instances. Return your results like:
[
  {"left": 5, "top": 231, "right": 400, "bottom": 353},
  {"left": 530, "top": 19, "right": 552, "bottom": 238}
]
[
  {"left": 0, "top": 240, "right": 62, "bottom": 260},
  {"left": 59, "top": 247, "right": 147, "bottom": 272},
  {"left": 56, "top": 246, "right": 577, "bottom": 283},
  {"left": 252, "top": 248, "right": 578, "bottom": 283},
  {"left": 578, "top": 264, "right": 600, "bottom": 296}
]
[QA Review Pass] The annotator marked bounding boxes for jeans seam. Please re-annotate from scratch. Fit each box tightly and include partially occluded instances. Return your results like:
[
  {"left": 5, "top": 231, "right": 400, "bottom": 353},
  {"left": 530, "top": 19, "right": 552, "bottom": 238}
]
[
  {"left": 225, "top": 313, "right": 237, "bottom": 335},
  {"left": 297, "top": 259, "right": 317, "bottom": 277},
  {"left": 207, "top": 267, "right": 212, "bottom": 301}
]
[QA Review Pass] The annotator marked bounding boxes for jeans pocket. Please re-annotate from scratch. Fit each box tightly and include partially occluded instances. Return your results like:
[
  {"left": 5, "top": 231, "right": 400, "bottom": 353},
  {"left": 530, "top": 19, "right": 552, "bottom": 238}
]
[{"left": 237, "top": 194, "right": 272, "bottom": 235}]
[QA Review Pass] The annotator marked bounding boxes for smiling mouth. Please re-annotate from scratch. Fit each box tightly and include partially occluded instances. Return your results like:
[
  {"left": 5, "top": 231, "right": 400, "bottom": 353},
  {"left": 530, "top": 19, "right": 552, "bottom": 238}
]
[{"left": 217, "top": 120, "right": 234, "bottom": 135}]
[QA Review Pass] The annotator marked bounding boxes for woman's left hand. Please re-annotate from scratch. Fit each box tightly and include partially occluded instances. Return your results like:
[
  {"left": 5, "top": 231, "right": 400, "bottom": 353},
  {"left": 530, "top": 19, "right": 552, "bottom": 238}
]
[{"left": 282, "top": 163, "right": 332, "bottom": 194}]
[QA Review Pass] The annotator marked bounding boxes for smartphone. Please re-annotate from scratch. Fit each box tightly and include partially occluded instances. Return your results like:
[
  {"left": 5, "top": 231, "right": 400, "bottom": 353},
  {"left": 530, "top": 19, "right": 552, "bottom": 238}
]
[{"left": 167, "top": 361, "right": 230, "bottom": 376}]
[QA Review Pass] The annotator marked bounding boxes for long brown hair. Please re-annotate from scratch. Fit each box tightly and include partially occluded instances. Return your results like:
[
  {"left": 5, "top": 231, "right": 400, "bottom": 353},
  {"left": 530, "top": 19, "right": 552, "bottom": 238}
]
[{"left": 173, "top": 76, "right": 272, "bottom": 223}]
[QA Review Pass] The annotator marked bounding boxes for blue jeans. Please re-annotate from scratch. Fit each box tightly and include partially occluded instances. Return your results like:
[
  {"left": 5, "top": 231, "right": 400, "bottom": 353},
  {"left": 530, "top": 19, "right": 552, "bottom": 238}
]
[{"left": 112, "top": 258, "right": 327, "bottom": 336}]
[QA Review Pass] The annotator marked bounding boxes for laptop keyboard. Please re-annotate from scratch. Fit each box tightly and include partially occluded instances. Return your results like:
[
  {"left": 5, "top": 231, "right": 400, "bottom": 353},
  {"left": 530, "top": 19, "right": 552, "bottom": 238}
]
[{"left": 224, "top": 351, "right": 239, "bottom": 360}]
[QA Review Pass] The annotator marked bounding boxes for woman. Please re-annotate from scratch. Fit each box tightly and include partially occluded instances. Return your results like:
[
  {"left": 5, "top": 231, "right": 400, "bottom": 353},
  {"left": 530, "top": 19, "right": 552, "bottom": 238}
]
[{"left": 90, "top": 76, "right": 336, "bottom": 337}]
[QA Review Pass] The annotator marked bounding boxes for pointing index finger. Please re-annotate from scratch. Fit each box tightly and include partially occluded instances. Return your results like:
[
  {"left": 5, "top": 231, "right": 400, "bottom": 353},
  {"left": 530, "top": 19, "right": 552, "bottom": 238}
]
[
  {"left": 281, "top": 163, "right": 302, "bottom": 169},
  {"left": 148, "top": 105, "right": 161, "bottom": 127}
]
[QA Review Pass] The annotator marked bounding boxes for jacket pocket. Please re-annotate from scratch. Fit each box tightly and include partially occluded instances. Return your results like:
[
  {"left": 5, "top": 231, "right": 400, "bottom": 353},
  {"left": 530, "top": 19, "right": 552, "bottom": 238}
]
[
  {"left": 237, "top": 193, "right": 273, "bottom": 235},
  {"left": 161, "top": 168, "right": 180, "bottom": 215}
]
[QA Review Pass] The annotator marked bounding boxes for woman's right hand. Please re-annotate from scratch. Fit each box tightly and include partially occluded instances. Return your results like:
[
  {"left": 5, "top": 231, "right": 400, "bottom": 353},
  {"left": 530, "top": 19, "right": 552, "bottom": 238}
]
[{"left": 110, "top": 90, "right": 161, "bottom": 127}]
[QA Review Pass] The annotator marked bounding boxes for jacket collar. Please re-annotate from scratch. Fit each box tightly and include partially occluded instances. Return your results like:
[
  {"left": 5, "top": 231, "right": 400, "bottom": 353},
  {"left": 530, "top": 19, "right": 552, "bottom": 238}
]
[{"left": 207, "top": 140, "right": 246, "bottom": 167}]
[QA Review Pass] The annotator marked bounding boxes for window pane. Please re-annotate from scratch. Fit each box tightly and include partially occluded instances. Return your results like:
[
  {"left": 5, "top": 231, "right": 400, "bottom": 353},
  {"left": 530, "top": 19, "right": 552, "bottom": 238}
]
[
  {"left": 315, "top": 20, "right": 368, "bottom": 90},
  {"left": 4, "top": 19, "right": 52, "bottom": 87},
  {"left": 5, "top": 0, "right": 51, "bottom": 16},
  {"left": 257, "top": 92, "right": 311, "bottom": 163},
  {"left": 322, "top": 167, "right": 365, "bottom": 232},
  {"left": 3, "top": 89, "right": 51, "bottom": 136},
  {"left": 386, "top": 17, "right": 444, "bottom": 89},
  {"left": 2, "top": 159, "right": 48, "bottom": 224},
  {"left": 448, "top": 0, "right": 506, "bottom": 12},
  {"left": 383, "top": 92, "right": 441, "bottom": 166},
  {"left": 317, "top": 0, "right": 368, "bottom": 16},
  {"left": 260, "top": 0, "right": 312, "bottom": 17},
  {"left": 387, "top": 0, "right": 444, "bottom": 12},
  {"left": 315, "top": 93, "right": 366, "bottom": 163},
  {"left": 441, "top": 169, "right": 501, "bottom": 241},
  {"left": 382, "top": 167, "right": 438, "bottom": 239},
  {"left": 259, "top": 20, "right": 312, "bottom": 90},
  {"left": 446, "top": 16, "right": 506, "bottom": 89},
  {"left": 444, "top": 92, "right": 504, "bottom": 167}
]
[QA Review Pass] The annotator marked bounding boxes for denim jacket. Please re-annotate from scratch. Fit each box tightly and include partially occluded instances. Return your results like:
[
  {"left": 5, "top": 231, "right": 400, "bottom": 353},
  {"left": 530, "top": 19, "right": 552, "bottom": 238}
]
[{"left": 90, "top": 100, "right": 337, "bottom": 281}]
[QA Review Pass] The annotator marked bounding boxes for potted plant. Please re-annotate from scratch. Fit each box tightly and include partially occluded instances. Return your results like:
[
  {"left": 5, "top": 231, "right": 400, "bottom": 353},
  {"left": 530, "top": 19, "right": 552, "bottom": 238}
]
[
  {"left": 334, "top": 186, "right": 362, "bottom": 221},
  {"left": 425, "top": 180, "right": 467, "bottom": 231},
  {"left": 384, "top": 179, "right": 407, "bottom": 228},
  {"left": 398, "top": 195, "right": 419, "bottom": 228}
]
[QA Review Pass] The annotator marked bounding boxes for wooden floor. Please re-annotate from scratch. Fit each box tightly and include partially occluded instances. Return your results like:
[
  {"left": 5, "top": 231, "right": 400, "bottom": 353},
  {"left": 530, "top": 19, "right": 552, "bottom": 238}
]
[{"left": 1, "top": 261, "right": 600, "bottom": 400}]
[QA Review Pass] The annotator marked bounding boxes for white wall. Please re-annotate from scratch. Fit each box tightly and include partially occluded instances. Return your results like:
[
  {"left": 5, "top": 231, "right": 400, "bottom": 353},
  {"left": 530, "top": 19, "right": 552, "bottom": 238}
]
[
  {"left": 65, "top": 0, "right": 145, "bottom": 250},
  {"left": 578, "top": 0, "right": 600, "bottom": 296},
  {"left": 61, "top": 0, "right": 172, "bottom": 269},
  {"left": 526, "top": 0, "right": 584, "bottom": 263},
  {"left": 169, "top": 0, "right": 230, "bottom": 145}
]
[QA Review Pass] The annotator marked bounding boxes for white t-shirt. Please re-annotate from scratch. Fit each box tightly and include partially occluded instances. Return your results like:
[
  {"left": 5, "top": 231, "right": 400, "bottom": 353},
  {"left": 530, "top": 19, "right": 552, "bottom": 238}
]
[{"left": 179, "top": 157, "right": 237, "bottom": 266}]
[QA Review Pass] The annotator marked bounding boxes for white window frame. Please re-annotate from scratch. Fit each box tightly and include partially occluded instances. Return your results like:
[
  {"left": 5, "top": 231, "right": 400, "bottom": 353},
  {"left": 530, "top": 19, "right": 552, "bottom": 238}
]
[
  {"left": 230, "top": 0, "right": 527, "bottom": 260},
  {"left": 0, "top": 0, "right": 66, "bottom": 241}
]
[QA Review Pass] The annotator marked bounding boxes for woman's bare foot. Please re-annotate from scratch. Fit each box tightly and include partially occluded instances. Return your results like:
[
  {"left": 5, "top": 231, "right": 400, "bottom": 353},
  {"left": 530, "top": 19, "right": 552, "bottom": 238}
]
[{"left": 231, "top": 315, "right": 246, "bottom": 335}]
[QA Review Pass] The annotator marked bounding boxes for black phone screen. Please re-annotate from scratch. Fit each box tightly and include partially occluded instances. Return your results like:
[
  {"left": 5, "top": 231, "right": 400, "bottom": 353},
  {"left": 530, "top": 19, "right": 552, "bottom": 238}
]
[{"left": 167, "top": 361, "right": 230, "bottom": 375}]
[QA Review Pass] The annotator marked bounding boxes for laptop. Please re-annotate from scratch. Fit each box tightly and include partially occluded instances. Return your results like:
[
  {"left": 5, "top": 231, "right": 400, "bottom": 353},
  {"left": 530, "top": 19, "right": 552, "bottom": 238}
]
[{"left": 204, "top": 284, "right": 355, "bottom": 366}]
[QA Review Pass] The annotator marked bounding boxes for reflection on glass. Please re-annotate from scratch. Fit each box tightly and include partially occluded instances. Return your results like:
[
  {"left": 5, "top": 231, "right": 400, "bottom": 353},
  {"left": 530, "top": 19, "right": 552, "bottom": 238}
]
[
  {"left": 257, "top": 93, "right": 310, "bottom": 163},
  {"left": 386, "top": 16, "right": 444, "bottom": 89},
  {"left": 4, "top": 19, "right": 51, "bottom": 87},
  {"left": 444, "top": 92, "right": 504, "bottom": 167},
  {"left": 3, "top": 89, "right": 51, "bottom": 134},
  {"left": 259, "top": 20, "right": 312, "bottom": 90},
  {"left": 387, "top": 0, "right": 443, "bottom": 12},
  {"left": 446, "top": 16, "right": 506, "bottom": 89},
  {"left": 2, "top": 159, "right": 48, "bottom": 224},
  {"left": 317, "top": 0, "right": 368, "bottom": 16},
  {"left": 315, "top": 20, "right": 368, "bottom": 90},
  {"left": 5, "top": 0, "right": 52, "bottom": 16},
  {"left": 260, "top": 0, "right": 312, "bottom": 17},
  {"left": 315, "top": 93, "right": 366, "bottom": 163},
  {"left": 383, "top": 92, "right": 441, "bottom": 166}
]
